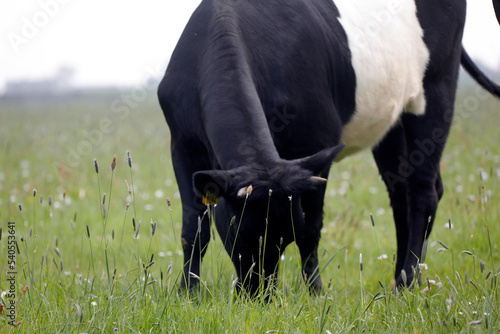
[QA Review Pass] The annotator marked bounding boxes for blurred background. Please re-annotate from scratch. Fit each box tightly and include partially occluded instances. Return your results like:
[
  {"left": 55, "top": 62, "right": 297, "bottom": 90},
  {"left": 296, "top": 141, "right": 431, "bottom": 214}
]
[{"left": 1, "top": 0, "right": 499, "bottom": 96}]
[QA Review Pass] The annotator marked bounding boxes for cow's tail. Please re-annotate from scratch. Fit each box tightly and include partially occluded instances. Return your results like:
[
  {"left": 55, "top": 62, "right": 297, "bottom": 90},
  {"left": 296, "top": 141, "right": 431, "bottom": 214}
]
[
  {"left": 461, "top": 47, "right": 500, "bottom": 98},
  {"left": 494, "top": 0, "right": 500, "bottom": 25}
]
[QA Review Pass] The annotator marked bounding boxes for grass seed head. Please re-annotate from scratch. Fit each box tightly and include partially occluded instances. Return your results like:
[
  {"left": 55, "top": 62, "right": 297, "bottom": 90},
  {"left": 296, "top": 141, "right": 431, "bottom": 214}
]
[
  {"left": 127, "top": 151, "right": 132, "bottom": 168},
  {"left": 166, "top": 197, "right": 172, "bottom": 212},
  {"left": 151, "top": 220, "right": 157, "bottom": 236},
  {"left": 86, "top": 225, "right": 90, "bottom": 239},
  {"left": 18, "top": 203, "right": 22, "bottom": 212},
  {"left": 135, "top": 220, "right": 142, "bottom": 238},
  {"left": 247, "top": 185, "right": 253, "bottom": 197},
  {"left": 77, "top": 304, "right": 83, "bottom": 323},
  {"left": 93, "top": 158, "right": 99, "bottom": 174},
  {"left": 33, "top": 189, "right": 37, "bottom": 197},
  {"left": 146, "top": 261, "right": 156, "bottom": 270},
  {"left": 401, "top": 269, "right": 407, "bottom": 286},
  {"left": 166, "top": 261, "right": 172, "bottom": 276},
  {"left": 248, "top": 262, "right": 256, "bottom": 280},
  {"left": 437, "top": 240, "right": 449, "bottom": 250},
  {"left": 231, "top": 276, "right": 239, "bottom": 293},
  {"left": 486, "top": 270, "right": 492, "bottom": 280},
  {"left": 189, "top": 272, "right": 200, "bottom": 280},
  {"left": 111, "top": 154, "right": 117, "bottom": 171}
]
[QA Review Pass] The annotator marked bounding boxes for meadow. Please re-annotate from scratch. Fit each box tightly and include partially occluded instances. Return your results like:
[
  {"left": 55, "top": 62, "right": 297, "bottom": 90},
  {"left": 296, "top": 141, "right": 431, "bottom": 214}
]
[{"left": 0, "top": 83, "right": 499, "bottom": 333}]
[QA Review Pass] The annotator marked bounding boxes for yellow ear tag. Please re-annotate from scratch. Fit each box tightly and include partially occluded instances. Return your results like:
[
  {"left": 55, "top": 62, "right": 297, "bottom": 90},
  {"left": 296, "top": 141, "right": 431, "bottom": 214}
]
[{"left": 203, "top": 192, "right": 219, "bottom": 205}]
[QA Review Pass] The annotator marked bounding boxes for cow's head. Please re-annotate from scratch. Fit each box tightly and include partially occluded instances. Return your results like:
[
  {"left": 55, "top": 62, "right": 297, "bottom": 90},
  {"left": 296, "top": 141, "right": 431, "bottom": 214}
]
[{"left": 192, "top": 143, "right": 345, "bottom": 293}]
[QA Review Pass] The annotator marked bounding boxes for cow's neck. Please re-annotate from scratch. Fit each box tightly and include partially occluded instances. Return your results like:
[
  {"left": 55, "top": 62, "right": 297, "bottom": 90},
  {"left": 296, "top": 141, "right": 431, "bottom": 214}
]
[
  {"left": 201, "top": 74, "right": 281, "bottom": 169},
  {"left": 200, "top": 8, "right": 280, "bottom": 170}
]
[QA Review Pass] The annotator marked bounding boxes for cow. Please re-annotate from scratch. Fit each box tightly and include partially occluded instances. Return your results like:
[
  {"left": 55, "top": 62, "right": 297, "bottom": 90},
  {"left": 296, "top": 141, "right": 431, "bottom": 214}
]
[{"left": 158, "top": 0, "right": 500, "bottom": 296}]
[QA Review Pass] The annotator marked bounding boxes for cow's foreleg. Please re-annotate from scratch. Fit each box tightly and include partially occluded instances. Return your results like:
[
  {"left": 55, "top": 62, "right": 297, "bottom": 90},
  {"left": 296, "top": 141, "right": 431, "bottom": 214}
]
[
  {"left": 171, "top": 143, "right": 212, "bottom": 292},
  {"left": 180, "top": 205, "right": 211, "bottom": 291},
  {"left": 297, "top": 185, "right": 327, "bottom": 294}
]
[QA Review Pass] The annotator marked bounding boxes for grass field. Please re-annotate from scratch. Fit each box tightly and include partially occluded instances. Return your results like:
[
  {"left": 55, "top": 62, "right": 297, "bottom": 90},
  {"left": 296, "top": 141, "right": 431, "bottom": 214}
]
[{"left": 0, "top": 83, "right": 499, "bottom": 333}]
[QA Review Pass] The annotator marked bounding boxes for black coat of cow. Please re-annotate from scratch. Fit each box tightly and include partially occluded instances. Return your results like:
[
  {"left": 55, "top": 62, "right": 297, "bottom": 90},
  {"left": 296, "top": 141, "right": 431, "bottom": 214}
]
[{"left": 158, "top": 0, "right": 500, "bottom": 295}]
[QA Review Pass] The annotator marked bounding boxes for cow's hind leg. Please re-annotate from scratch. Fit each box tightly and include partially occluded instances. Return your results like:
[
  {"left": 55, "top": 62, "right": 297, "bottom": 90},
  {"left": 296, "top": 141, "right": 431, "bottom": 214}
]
[
  {"left": 398, "top": 101, "right": 452, "bottom": 286},
  {"left": 372, "top": 123, "right": 410, "bottom": 279},
  {"left": 374, "top": 114, "right": 450, "bottom": 288},
  {"left": 171, "top": 143, "right": 212, "bottom": 292}
]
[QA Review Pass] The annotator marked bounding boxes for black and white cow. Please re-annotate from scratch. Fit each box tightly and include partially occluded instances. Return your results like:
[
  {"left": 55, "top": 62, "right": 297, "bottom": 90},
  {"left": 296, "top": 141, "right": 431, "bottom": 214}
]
[{"left": 158, "top": 0, "right": 500, "bottom": 295}]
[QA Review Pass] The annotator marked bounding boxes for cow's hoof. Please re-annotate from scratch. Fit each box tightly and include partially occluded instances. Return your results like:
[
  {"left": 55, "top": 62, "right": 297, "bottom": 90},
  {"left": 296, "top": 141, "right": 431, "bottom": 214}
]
[
  {"left": 305, "top": 276, "right": 323, "bottom": 295},
  {"left": 177, "top": 281, "right": 200, "bottom": 297},
  {"left": 394, "top": 269, "right": 420, "bottom": 291}
]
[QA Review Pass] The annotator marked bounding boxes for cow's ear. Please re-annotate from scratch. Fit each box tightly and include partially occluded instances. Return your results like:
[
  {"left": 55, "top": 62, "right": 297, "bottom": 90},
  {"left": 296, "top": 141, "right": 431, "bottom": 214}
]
[
  {"left": 297, "top": 143, "right": 346, "bottom": 175},
  {"left": 193, "top": 170, "right": 230, "bottom": 204}
]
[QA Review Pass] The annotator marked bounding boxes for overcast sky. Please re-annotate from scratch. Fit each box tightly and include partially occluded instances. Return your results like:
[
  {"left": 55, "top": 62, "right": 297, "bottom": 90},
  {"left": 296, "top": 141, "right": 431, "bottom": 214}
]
[{"left": 1, "top": 0, "right": 499, "bottom": 92}]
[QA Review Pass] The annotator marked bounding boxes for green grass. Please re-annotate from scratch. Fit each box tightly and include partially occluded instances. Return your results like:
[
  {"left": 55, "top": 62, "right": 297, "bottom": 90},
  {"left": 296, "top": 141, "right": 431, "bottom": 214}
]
[{"left": 0, "top": 85, "right": 499, "bottom": 333}]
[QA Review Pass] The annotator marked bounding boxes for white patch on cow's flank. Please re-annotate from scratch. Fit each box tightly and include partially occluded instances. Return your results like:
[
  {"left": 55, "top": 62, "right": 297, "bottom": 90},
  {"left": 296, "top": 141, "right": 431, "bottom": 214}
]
[{"left": 334, "top": 0, "right": 429, "bottom": 159}]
